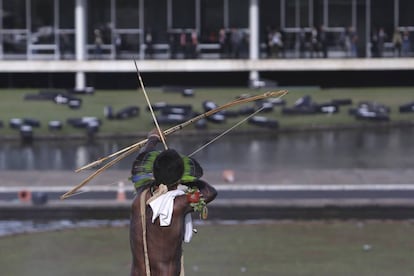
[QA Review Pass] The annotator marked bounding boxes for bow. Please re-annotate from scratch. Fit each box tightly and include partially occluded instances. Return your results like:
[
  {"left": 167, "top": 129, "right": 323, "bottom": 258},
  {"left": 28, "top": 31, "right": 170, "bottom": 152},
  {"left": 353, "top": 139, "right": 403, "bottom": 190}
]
[{"left": 60, "top": 90, "right": 288, "bottom": 199}]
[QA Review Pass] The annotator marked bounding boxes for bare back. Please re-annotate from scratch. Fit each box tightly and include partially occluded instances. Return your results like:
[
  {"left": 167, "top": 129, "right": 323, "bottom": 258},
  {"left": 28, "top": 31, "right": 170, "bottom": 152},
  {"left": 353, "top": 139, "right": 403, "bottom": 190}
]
[
  {"left": 130, "top": 188, "right": 191, "bottom": 276},
  {"left": 130, "top": 181, "right": 217, "bottom": 276}
]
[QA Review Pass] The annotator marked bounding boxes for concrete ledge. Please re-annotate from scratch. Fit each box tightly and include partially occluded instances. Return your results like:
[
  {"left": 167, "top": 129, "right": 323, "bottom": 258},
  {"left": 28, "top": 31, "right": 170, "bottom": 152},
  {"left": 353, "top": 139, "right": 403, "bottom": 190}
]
[
  {"left": 1, "top": 58, "right": 414, "bottom": 73},
  {"left": 2, "top": 199, "right": 414, "bottom": 220},
  {"left": 210, "top": 204, "right": 414, "bottom": 220}
]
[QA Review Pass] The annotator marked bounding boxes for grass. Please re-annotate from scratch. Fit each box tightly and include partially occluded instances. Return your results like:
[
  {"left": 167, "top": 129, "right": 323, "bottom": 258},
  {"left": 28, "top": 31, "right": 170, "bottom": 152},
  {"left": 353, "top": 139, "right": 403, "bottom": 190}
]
[
  {"left": 1, "top": 86, "right": 414, "bottom": 138},
  {"left": 1, "top": 220, "right": 414, "bottom": 275}
]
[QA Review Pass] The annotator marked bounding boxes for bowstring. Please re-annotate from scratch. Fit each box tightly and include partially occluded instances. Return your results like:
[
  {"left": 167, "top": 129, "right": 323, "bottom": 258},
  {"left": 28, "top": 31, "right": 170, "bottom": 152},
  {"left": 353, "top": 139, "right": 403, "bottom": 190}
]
[
  {"left": 188, "top": 91, "right": 288, "bottom": 157},
  {"left": 65, "top": 93, "right": 285, "bottom": 198},
  {"left": 188, "top": 105, "right": 266, "bottom": 157}
]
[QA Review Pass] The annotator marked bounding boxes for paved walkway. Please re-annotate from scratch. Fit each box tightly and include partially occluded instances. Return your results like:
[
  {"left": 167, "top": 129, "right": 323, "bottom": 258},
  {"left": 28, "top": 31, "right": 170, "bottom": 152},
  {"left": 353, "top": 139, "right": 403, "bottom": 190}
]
[{"left": 2, "top": 169, "right": 414, "bottom": 221}]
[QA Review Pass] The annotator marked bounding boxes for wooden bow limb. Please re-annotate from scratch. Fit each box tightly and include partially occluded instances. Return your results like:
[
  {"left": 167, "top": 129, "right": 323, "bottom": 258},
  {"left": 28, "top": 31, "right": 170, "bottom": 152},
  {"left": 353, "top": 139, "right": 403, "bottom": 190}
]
[
  {"left": 75, "top": 90, "right": 288, "bottom": 173},
  {"left": 60, "top": 142, "right": 140, "bottom": 199},
  {"left": 62, "top": 90, "right": 288, "bottom": 200}
]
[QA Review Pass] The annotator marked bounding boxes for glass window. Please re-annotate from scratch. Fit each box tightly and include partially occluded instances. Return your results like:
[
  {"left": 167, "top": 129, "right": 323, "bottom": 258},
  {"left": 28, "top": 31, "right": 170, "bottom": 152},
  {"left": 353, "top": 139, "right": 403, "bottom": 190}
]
[
  {"left": 228, "top": 0, "right": 248, "bottom": 28},
  {"left": 59, "top": 0, "right": 75, "bottom": 29},
  {"left": 313, "top": 0, "right": 324, "bottom": 28},
  {"left": 2, "top": 0, "right": 27, "bottom": 55},
  {"left": 144, "top": 0, "right": 167, "bottom": 42},
  {"left": 172, "top": 0, "right": 195, "bottom": 29},
  {"left": 31, "top": 0, "right": 54, "bottom": 44},
  {"left": 259, "top": 0, "right": 281, "bottom": 44},
  {"left": 58, "top": 0, "right": 75, "bottom": 59},
  {"left": 259, "top": 0, "right": 281, "bottom": 28},
  {"left": 285, "top": 0, "right": 310, "bottom": 28},
  {"left": 299, "top": 0, "right": 310, "bottom": 28},
  {"left": 116, "top": 0, "right": 139, "bottom": 29},
  {"left": 285, "top": 1, "right": 296, "bottom": 28},
  {"left": 200, "top": 0, "right": 223, "bottom": 43},
  {"left": 31, "top": 0, "right": 53, "bottom": 31},
  {"left": 88, "top": 0, "right": 111, "bottom": 44},
  {"left": 3, "top": 0, "right": 27, "bottom": 29},
  {"left": 399, "top": 0, "right": 414, "bottom": 27},
  {"left": 371, "top": 0, "right": 393, "bottom": 38},
  {"left": 328, "top": 0, "right": 352, "bottom": 28}
]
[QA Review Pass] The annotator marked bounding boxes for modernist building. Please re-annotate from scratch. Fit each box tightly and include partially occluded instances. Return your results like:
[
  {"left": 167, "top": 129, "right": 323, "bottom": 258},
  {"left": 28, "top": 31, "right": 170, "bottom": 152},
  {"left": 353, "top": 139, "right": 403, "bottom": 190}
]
[{"left": 1, "top": 0, "right": 414, "bottom": 88}]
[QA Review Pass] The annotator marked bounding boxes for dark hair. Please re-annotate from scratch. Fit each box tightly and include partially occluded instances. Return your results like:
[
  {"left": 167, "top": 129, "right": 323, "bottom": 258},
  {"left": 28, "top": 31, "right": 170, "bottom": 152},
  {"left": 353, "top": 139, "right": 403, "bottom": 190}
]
[{"left": 152, "top": 149, "right": 184, "bottom": 186}]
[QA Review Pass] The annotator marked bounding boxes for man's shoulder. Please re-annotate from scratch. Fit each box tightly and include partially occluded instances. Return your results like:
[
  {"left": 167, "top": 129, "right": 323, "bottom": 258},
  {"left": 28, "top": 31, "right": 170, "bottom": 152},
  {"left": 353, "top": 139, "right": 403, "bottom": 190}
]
[
  {"left": 132, "top": 187, "right": 150, "bottom": 205},
  {"left": 173, "top": 193, "right": 191, "bottom": 213}
]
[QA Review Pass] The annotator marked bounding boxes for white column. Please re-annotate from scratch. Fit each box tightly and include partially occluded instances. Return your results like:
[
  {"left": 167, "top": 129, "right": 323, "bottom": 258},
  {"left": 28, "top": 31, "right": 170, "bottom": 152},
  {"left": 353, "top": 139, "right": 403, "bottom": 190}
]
[
  {"left": 54, "top": 0, "right": 59, "bottom": 60},
  {"left": 394, "top": 0, "right": 399, "bottom": 27},
  {"left": 249, "top": 0, "right": 259, "bottom": 84},
  {"left": 75, "top": 0, "right": 86, "bottom": 90},
  {"left": 366, "top": 0, "right": 371, "bottom": 57},
  {"left": 0, "top": 0, "right": 3, "bottom": 59},
  {"left": 139, "top": 0, "right": 144, "bottom": 59}
]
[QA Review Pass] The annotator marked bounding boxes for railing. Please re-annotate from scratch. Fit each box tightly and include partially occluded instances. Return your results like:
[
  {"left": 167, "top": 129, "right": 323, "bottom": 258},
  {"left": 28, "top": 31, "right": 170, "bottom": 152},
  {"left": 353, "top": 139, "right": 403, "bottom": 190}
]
[
  {"left": 138, "top": 43, "right": 223, "bottom": 59},
  {"left": 197, "top": 44, "right": 221, "bottom": 59},
  {"left": 86, "top": 44, "right": 116, "bottom": 60},
  {"left": 0, "top": 42, "right": 412, "bottom": 61},
  {"left": 28, "top": 44, "right": 59, "bottom": 60},
  {"left": 140, "top": 44, "right": 170, "bottom": 59}
]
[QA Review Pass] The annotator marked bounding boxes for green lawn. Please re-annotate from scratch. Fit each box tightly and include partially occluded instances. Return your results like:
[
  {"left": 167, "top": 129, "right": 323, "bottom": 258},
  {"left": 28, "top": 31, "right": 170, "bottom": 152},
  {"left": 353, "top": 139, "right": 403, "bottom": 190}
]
[
  {"left": 1, "top": 221, "right": 414, "bottom": 276},
  {"left": 1, "top": 87, "right": 414, "bottom": 138}
]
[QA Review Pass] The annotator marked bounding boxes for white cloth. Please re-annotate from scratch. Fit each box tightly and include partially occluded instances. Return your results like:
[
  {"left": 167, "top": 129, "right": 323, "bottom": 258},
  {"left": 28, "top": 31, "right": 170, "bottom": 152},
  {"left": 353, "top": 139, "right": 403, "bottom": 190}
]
[{"left": 148, "top": 190, "right": 193, "bottom": 243}]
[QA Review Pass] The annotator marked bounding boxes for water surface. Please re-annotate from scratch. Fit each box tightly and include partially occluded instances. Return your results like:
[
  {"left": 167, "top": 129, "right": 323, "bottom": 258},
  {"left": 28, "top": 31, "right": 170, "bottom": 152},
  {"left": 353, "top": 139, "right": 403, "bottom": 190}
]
[{"left": 1, "top": 128, "right": 412, "bottom": 171}]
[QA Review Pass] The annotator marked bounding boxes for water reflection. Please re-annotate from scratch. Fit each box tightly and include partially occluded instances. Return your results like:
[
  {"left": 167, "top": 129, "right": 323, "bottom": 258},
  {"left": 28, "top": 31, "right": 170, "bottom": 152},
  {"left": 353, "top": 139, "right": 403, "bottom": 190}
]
[{"left": 1, "top": 128, "right": 413, "bottom": 171}]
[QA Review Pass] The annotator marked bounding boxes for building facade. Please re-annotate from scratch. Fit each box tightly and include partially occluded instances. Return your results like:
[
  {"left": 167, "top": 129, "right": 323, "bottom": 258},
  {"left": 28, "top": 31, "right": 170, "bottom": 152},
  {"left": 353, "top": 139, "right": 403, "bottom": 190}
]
[
  {"left": 1, "top": 0, "right": 414, "bottom": 88},
  {"left": 2, "top": 0, "right": 414, "bottom": 60}
]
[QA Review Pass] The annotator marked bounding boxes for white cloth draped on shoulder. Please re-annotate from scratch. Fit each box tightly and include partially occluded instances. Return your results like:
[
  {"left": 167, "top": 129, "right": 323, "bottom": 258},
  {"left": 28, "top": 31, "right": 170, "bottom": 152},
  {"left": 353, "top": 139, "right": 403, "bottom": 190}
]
[{"left": 148, "top": 188, "right": 193, "bottom": 243}]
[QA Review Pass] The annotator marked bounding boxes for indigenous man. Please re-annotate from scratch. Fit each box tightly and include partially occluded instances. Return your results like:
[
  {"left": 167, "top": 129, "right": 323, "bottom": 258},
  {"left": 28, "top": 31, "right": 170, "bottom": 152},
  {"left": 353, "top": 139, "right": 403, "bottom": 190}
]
[{"left": 129, "top": 130, "right": 217, "bottom": 276}]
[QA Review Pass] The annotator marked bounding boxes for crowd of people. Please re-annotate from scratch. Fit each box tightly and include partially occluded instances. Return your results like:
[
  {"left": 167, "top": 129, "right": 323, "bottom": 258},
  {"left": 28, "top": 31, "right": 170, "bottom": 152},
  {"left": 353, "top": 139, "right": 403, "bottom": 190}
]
[
  {"left": 141, "top": 26, "right": 411, "bottom": 60},
  {"left": 371, "top": 27, "right": 411, "bottom": 58},
  {"left": 262, "top": 25, "right": 411, "bottom": 59},
  {"left": 264, "top": 25, "right": 353, "bottom": 59},
  {"left": 13, "top": 23, "right": 412, "bottom": 60},
  {"left": 161, "top": 28, "right": 250, "bottom": 59}
]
